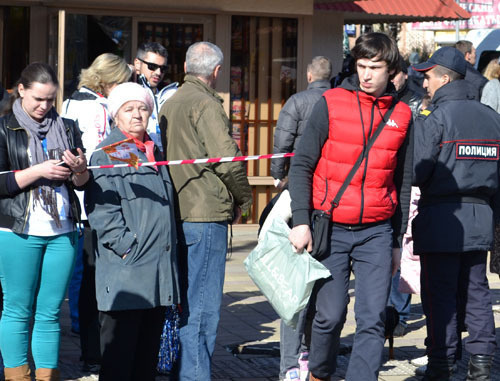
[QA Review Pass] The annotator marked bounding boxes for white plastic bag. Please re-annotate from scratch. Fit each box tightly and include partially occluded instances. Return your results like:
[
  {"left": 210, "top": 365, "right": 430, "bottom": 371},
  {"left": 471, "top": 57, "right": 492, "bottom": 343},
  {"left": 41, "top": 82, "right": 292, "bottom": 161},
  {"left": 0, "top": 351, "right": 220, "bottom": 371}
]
[{"left": 244, "top": 218, "right": 331, "bottom": 327}]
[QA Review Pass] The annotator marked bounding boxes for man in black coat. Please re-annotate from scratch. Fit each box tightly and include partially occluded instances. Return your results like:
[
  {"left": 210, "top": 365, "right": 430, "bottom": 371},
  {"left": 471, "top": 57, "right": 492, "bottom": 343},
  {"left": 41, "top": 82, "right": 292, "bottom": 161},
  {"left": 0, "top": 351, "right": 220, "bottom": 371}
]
[
  {"left": 455, "top": 40, "right": 488, "bottom": 100},
  {"left": 413, "top": 46, "right": 500, "bottom": 381},
  {"left": 392, "top": 57, "right": 425, "bottom": 119},
  {"left": 387, "top": 57, "right": 424, "bottom": 337},
  {"left": 271, "top": 56, "right": 332, "bottom": 189}
]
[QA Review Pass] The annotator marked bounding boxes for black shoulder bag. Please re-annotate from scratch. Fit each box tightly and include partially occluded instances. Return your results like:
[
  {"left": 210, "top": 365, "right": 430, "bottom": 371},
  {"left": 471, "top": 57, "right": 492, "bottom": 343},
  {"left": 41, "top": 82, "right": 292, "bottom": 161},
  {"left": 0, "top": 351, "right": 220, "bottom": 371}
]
[{"left": 310, "top": 100, "right": 398, "bottom": 260}]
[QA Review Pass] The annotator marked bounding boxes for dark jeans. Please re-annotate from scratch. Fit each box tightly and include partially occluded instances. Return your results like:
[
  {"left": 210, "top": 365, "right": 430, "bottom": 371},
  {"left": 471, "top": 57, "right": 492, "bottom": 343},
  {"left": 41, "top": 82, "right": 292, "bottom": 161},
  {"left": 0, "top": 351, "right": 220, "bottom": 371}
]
[
  {"left": 99, "top": 307, "right": 166, "bottom": 381},
  {"left": 388, "top": 269, "right": 411, "bottom": 325},
  {"left": 68, "top": 233, "right": 83, "bottom": 333},
  {"left": 420, "top": 251, "right": 496, "bottom": 360},
  {"left": 79, "top": 225, "right": 101, "bottom": 365},
  {"left": 309, "top": 221, "right": 393, "bottom": 381}
]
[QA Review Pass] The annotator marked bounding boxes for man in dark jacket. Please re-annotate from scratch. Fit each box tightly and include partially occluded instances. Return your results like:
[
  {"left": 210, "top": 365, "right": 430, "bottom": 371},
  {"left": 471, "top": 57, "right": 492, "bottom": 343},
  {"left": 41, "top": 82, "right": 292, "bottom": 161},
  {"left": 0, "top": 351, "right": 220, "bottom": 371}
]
[
  {"left": 454, "top": 40, "right": 488, "bottom": 100},
  {"left": 271, "top": 56, "right": 331, "bottom": 187},
  {"left": 387, "top": 57, "right": 424, "bottom": 337},
  {"left": 288, "top": 32, "right": 413, "bottom": 381},
  {"left": 413, "top": 46, "right": 500, "bottom": 380},
  {"left": 392, "top": 57, "right": 424, "bottom": 119},
  {"left": 271, "top": 55, "right": 331, "bottom": 381}
]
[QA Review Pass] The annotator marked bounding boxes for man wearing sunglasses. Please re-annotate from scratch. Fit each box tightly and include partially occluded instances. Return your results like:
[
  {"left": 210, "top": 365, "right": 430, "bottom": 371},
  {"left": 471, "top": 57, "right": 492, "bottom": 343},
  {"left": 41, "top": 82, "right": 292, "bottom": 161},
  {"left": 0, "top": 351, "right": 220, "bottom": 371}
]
[{"left": 134, "top": 42, "right": 178, "bottom": 152}]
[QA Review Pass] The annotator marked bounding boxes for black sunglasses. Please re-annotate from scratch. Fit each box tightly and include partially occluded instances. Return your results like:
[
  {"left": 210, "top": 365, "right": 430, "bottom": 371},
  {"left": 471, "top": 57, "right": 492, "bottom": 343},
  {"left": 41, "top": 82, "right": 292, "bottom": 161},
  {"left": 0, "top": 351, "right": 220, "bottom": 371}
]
[{"left": 138, "top": 58, "right": 167, "bottom": 73}]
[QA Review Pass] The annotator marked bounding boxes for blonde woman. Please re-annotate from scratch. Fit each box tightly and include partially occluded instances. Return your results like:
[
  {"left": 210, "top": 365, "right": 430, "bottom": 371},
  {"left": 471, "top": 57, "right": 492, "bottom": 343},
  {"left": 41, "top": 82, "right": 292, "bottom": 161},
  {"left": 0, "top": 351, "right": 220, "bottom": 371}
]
[
  {"left": 481, "top": 57, "right": 500, "bottom": 113},
  {"left": 61, "top": 53, "right": 131, "bottom": 375},
  {"left": 62, "top": 53, "right": 131, "bottom": 150}
]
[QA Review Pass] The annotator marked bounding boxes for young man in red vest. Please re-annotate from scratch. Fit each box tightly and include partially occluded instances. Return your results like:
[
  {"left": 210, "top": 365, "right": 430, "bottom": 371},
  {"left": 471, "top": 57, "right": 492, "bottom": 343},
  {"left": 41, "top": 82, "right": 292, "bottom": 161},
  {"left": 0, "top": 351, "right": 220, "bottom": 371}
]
[{"left": 288, "top": 32, "right": 413, "bottom": 381}]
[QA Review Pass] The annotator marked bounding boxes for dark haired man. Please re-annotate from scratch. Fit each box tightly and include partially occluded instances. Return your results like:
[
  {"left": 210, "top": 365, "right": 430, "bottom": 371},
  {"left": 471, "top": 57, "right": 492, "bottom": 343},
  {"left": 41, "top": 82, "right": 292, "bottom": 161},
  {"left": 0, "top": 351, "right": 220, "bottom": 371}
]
[
  {"left": 412, "top": 46, "right": 499, "bottom": 380},
  {"left": 271, "top": 55, "right": 332, "bottom": 381},
  {"left": 134, "top": 42, "right": 178, "bottom": 152},
  {"left": 454, "top": 40, "right": 487, "bottom": 100},
  {"left": 387, "top": 56, "right": 425, "bottom": 337},
  {"left": 288, "top": 32, "right": 413, "bottom": 381}
]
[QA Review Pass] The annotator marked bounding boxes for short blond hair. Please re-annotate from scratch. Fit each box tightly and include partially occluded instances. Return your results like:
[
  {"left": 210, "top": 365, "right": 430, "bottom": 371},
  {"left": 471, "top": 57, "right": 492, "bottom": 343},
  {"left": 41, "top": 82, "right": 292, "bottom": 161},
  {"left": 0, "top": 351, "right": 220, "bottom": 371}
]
[
  {"left": 78, "top": 53, "right": 131, "bottom": 94},
  {"left": 307, "top": 56, "right": 332, "bottom": 81},
  {"left": 482, "top": 57, "right": 500, "bottom": 80}
]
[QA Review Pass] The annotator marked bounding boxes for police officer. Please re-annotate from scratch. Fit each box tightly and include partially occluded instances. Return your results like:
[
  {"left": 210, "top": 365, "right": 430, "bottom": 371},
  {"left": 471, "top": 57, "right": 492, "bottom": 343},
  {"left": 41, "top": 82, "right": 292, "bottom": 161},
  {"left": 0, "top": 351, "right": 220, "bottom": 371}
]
[{"left": 412, "top": 47, "right": 500, "bottom": 380}]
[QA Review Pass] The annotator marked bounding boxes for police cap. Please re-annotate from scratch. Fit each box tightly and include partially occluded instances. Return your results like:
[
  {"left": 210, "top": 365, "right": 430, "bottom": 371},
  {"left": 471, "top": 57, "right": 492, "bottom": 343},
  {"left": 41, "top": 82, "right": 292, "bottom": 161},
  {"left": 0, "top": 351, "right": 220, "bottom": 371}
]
[{"left": 413, "top": 46, "right": 467, "bottom": 76}]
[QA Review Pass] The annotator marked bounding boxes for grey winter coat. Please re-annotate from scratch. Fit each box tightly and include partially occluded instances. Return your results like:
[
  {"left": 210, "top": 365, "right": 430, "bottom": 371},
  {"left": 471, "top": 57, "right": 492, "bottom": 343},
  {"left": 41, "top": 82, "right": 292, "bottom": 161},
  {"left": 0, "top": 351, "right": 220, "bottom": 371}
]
[
  {"left": 481, "top": 78, "right": 500, "bottom": 113},
  {"left": 85, "top": 127, "right": 178, "bottom": 311},
  {"left": 270, "top": 80, "right": 331, "bottom": 180}
]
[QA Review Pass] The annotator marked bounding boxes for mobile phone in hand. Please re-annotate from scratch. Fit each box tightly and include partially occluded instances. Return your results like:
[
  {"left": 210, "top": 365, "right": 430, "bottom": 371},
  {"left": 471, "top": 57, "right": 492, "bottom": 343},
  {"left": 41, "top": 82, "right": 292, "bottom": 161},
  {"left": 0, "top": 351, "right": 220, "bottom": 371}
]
[{"left": 57, "top": 148, "right": 81, "bottom": 168}]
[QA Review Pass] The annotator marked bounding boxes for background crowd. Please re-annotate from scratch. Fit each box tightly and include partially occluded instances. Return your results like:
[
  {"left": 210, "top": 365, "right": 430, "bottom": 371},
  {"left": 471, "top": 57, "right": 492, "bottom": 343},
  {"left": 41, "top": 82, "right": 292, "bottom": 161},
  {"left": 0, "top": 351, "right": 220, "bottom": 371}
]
[{"left": 0, "top": 31, "right": 499, "bottom": 381}]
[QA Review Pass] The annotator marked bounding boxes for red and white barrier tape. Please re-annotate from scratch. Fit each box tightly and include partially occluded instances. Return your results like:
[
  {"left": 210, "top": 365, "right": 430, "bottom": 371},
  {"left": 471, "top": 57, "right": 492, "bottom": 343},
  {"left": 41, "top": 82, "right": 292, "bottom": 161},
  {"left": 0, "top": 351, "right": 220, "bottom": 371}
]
[
  {"left": 88, "top": 152, "right": 295, "bottom": 169},
  {"left": 0, "top": 152, "right": 295, "bottom": 174}
]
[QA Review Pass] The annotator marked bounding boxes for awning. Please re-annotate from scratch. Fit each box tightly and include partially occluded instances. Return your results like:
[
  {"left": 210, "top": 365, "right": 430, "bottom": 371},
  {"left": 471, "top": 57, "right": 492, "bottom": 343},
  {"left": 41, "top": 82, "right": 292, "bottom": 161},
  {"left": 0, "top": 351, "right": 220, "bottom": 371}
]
[{"left": 314, "top": 0, "right": 471, "bottom": 23}]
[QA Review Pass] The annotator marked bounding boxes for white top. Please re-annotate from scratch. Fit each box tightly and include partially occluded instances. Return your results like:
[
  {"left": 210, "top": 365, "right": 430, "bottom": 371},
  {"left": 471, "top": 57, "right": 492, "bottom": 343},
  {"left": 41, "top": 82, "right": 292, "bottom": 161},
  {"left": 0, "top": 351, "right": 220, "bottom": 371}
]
[
  {"left": 140, "top": 79, "right": 178, "bottom": 150},
  {"left": 62, "top": 87, "right": 113, "bottom": 220},
  {"left": 0, "top": 148, "right": 74, "bottom": 236},
  {"left": 62, "top": 87, "right": 112, "bottom": 152},
  {"left": 22, "top": 184, "right": 74, "bottom": 236}
]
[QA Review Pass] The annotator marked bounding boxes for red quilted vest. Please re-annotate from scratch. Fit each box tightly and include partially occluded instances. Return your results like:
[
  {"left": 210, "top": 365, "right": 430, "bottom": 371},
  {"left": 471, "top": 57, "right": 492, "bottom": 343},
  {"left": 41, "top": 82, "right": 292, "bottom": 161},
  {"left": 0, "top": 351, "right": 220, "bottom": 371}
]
[{"left": 312, "top": 87, "right": 412, "bottom": 224}]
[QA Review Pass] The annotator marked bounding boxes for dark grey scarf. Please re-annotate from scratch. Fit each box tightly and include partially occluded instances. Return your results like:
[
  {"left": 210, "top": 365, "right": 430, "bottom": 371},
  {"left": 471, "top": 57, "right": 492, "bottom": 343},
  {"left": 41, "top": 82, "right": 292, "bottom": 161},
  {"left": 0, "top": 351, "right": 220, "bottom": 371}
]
[{"left": 13, "top": 98, "right": 71, "bottom": 227}]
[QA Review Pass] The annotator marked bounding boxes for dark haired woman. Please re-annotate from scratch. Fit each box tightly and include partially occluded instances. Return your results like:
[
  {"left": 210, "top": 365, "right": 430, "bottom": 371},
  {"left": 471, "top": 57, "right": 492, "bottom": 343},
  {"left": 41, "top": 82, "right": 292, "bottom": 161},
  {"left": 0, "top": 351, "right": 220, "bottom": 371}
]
[{"left": 0, "top": 62, "right": 88, "bottom": 381}]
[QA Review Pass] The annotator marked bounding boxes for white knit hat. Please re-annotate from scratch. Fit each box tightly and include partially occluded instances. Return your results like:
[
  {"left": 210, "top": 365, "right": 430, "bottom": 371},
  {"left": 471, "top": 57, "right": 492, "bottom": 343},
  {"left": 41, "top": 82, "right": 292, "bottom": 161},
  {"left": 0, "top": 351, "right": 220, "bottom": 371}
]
[{"left": 107, "top": 82, "right": 154, "bottom": 119}]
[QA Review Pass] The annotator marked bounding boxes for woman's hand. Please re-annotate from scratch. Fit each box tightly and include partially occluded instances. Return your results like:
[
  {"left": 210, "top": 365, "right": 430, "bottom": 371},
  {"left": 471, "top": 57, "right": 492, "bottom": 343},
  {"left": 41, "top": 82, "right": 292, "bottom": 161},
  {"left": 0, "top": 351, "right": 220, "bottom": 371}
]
[
  {"left": 63, "top": 148, "right": 90, "bottom": 187},
  {"left": 14, "top": 159, "right": 71, "bottom": 190},
  {"left": 37, "top": 159, "right": 72, "bottom": 181},
  {"left": 62, "top": 148, "right": 87, "bottom": 174}
]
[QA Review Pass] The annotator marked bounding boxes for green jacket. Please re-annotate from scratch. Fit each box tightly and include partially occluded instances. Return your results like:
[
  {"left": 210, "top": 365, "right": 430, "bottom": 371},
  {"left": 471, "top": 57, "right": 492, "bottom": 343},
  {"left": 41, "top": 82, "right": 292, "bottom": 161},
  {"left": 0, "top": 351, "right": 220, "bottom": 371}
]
[{"left": 160, "top": 75, "right": 252, "bottom": 222}]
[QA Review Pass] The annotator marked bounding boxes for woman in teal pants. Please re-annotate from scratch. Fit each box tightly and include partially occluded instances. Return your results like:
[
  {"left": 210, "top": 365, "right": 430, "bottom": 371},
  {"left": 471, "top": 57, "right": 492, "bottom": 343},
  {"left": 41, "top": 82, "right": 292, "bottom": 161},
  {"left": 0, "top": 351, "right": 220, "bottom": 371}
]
[{"left": 0, "top": 63, "right": 89, "bottom": 381}]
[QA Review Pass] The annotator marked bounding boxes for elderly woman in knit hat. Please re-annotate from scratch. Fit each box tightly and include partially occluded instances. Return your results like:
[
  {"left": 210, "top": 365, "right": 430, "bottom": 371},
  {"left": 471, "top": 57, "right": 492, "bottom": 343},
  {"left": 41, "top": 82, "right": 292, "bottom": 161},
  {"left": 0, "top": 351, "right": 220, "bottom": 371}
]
[{"left": 85, "top": 82, "right": 178, "bottom": 381}]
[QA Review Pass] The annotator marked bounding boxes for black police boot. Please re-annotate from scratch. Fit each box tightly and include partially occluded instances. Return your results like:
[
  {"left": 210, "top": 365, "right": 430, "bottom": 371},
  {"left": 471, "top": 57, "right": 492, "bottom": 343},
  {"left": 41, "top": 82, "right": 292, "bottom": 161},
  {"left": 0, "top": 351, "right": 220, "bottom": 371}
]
[
  {"left": 422, "top": 357, "right": 455, "bottom": 381},
  {"left": 466, "top": 354, "right": 492, "bottom": 380}
]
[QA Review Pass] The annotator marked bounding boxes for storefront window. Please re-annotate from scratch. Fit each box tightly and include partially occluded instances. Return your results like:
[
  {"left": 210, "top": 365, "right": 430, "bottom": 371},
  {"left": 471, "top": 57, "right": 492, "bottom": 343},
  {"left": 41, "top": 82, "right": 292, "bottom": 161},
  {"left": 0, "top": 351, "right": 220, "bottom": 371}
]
[
  {"left": 230, "top": 15, "right": 297, "bottom": 223},
  {"left": 64, "top": 15, "right": 132, "bottom": 98},
  {"left": 1, "top": 6, "right": 30, "bottom": 89},
  {"left": 230, "top": 16, "right": 297, "bottom": 174},
  {"left": 137, "top": 22, "right": 204, "bottom": 86}
]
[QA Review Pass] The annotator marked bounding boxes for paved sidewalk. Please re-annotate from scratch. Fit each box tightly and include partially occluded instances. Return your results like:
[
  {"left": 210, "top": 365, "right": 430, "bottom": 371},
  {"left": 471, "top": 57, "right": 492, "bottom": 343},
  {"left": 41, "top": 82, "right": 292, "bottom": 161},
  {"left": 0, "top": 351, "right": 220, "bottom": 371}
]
[{"left": 51, "top": 225, "right": 500, "bottom": 380}]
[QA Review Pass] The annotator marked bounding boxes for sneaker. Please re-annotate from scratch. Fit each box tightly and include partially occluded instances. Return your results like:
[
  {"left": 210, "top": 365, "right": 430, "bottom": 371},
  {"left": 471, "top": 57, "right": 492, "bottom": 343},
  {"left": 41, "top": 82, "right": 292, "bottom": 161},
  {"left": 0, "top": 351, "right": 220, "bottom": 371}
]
[
  {"left": 284, "top": 368, "right": 300, "bottom": 380},
  {"left": 414, "top": 362, "right": 457, "bottom": 377},
  {"left": 411, "top": 355, "right": 428, "bottom": 367},
  {"left": 298, "top": 352, "right": 309, "bottom": 381}
]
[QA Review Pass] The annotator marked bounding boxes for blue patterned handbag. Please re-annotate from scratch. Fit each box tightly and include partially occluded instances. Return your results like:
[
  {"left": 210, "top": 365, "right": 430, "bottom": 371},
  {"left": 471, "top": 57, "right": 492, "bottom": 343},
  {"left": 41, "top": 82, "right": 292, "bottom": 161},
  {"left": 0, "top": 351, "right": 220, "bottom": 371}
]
[{"left": 157, "top": 305, "right": 180, "bottom": 373}]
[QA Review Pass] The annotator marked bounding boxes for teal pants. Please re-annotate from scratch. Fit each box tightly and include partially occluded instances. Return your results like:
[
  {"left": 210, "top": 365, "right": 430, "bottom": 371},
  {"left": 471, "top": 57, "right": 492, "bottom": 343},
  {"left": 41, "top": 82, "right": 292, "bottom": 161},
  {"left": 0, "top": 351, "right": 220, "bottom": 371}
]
[{"left": 0, "top": 231, "right": 77, "bottom": 368}]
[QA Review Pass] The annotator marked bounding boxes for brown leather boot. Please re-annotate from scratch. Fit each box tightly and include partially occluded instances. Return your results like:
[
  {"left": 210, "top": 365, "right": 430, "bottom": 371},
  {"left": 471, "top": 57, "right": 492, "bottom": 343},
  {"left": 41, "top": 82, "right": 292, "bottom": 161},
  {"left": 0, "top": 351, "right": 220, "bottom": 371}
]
[
  {"left": 35, "top": 368, "right": 59, "bottom": 381},
  {"left": 4, "top": 364, "right": 31, "bottom": 381},
  {"left": 309, "top": 373, "right": 328, "bottom": 381}
]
